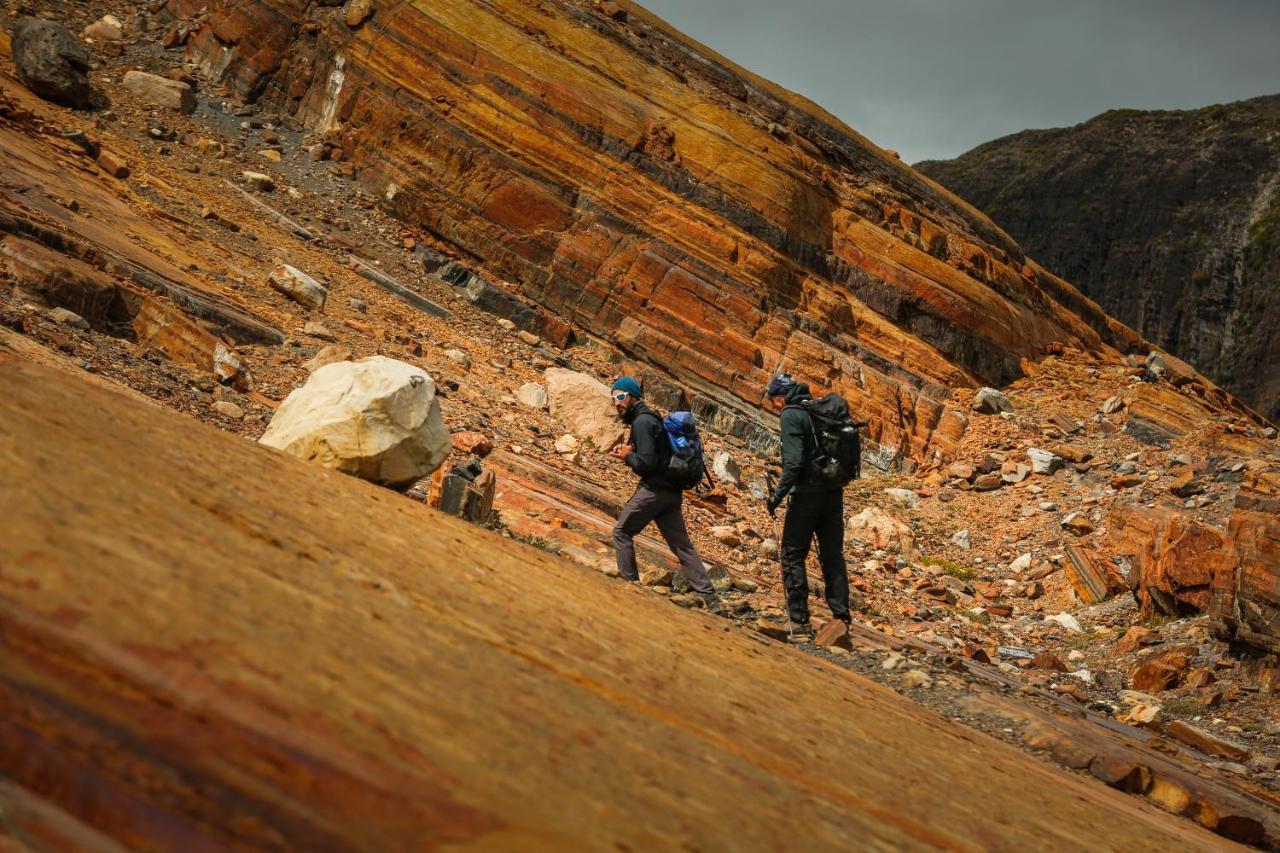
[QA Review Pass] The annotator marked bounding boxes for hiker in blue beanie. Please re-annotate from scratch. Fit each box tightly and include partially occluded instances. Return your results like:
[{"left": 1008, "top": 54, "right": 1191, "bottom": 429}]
[{"left": 609, "top": 376, "right": 724, "bottom": 614}]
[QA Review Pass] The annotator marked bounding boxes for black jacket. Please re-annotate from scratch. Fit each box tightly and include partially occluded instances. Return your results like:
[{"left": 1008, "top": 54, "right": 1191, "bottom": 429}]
[
  {"left": 774, "top": 383, "right": 837, "bottom": 500},
  {"left": 622, "top": 402, "right": 677, "bottom": 492}
]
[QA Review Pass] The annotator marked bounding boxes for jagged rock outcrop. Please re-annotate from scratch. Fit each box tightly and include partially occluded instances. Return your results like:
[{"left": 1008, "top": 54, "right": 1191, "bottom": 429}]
[
  {"left": 1211, "top": 469, "right": 1280, "bottom": 684},
  {"left": 168, "top": 0, "right": 1155, "bottom": 465},
  {"left": 1110, "top": 467, "right": 1280, "bottom": 684},
  {"left": 917, "top": 95, "right": 1280, "bottom": 422}
]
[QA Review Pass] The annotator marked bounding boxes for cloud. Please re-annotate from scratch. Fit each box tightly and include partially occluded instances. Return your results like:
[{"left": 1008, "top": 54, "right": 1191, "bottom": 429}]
[{"left": 640, "top": 0, "right": 1280, "bottom": 162}]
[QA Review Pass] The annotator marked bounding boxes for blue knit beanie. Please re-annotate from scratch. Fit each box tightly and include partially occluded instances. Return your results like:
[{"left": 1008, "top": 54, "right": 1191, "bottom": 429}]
[{"left": 610, "top": 376, "right": 642, "bottom": 398}]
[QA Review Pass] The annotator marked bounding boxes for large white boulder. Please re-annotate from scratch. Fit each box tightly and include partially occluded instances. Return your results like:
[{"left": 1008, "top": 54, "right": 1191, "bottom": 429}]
[
  {"left": 846, "top": 506, "right": 916, "bottom": 555},
  {"left": 543, "top": 368, "right": 624, "bottom": 451},
  {"left": 259, "top": 356, "right": 450, "bottom": 489}
]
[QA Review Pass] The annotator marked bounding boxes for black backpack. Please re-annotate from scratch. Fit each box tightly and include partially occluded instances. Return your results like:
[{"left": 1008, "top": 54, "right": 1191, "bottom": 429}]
[{"left": 791, "top": 394, "right": 862, "bottom": 486}]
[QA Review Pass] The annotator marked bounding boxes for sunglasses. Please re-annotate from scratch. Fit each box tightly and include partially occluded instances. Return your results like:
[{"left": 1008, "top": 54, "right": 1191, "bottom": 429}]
[{"left": 611, "top": 392, "right": 631, "bottom": 402}]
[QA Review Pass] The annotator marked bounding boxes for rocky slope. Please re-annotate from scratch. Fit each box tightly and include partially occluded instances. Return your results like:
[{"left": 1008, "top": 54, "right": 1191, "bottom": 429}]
[
  {"left": 2, "top": 1, "right": 1280, "bottom": 848},
  {"left": 916, "top": 95, "right": 1280, "bottom": 423},
  {"left": 155, "top": 0, "right": 1167, "bottom": 467},
  {"left": 7, "top": 355, "right": 1262, "bottom": 850}
]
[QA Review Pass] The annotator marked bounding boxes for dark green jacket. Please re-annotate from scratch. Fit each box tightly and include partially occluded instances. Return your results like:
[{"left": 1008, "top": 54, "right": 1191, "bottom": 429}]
[{"left": 773, "top": 383, "right": 838, "bottom": 500}]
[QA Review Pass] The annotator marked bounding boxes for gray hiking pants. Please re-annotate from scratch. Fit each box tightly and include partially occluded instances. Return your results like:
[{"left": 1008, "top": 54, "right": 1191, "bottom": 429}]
[{"left": 613, "top": 486, "right": 715, "bottom": 597}]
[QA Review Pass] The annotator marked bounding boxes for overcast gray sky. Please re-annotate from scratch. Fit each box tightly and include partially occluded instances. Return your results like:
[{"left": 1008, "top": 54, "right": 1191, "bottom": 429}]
[{"left": 640, "top": 0, "right": 1280, "bottom": 163}]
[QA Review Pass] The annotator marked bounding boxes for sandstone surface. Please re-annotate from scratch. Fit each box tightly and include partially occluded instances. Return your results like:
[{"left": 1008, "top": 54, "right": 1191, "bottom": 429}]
[
  {"left": 0, "top": 2, "right": 1278, "bottom": 844},
  {"left": 0, "top": 357, "right": 1247, "bottom": 851}
]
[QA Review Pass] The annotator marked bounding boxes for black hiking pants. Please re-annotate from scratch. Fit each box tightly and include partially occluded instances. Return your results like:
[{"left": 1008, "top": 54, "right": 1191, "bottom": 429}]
[
  {"left": 613, "top": 486, "right": 715, "bottom": 598},
  {"left": 780, "top": 490, "right": 851, "bottom": 625}
]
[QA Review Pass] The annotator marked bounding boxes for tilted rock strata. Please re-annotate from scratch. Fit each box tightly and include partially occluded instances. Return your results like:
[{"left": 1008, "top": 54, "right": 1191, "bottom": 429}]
[
  {"left": 1109, "top": 468, "right": 1280, "bottom": 680},
  {"left": 1, "top": 358, "right": 1232, "bottom": 850},
  {"left": 170, "top": 0, "right": 1149, "bottom": 463},
  {"left": 1212, "top": 469, "right": 1280, "bottom": 680},
  {"left": 918, "top": 95, "right": 1280, "bottom": 422}
]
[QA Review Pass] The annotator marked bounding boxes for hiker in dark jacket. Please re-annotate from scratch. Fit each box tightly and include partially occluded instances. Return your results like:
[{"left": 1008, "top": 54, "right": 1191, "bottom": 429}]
[
  {"left": 764, "top": 372, "right": 851, "bottom": 638},
  {"left": 609, "top": 376, "right": 724, "bottom": 613}
]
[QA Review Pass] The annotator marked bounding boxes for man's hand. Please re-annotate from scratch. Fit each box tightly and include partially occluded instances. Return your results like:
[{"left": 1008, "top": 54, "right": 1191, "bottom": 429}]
[
  {"left": 766, "top": 492, "right": 782, "bottom": 518},
  {"left": 612, "top": 442, "right": 634, "bottom": 460}
]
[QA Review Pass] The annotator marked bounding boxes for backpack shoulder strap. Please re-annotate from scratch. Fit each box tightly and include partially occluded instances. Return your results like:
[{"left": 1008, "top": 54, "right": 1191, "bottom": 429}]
[{"left": 781, "top": 403, "right": 820, "bottom": 459}]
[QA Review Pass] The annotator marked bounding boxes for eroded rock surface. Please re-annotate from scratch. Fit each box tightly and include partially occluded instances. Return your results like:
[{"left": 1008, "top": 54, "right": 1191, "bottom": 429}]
[{"left": 172, "top": 0, "right": 1155, "bottom": 465}]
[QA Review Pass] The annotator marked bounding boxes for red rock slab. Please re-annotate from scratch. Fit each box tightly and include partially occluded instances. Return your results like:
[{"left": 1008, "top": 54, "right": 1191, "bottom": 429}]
[
  {"left": 0, "top": 234, "right": 135, "bottom": 329},
  {"left": 0, "top": 358, "right": 1240, "bottom": 850},
  {"left": 1109, "top": 504, "right": 1234, "bottom": 616},
  {"left": 1211, "top": 469, "right": 1280, "bottom": 678},
  {"left": 1164, "top": 721, "right": 1251, "bottom": 762}
]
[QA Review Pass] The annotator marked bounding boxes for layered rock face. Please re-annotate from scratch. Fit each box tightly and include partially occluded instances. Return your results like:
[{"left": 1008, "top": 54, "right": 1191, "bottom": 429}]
[
  {"left": 171, "top": 0, "right": 1147, "bottom": 464},
  {"left": 1109, "top": 466, "right": 1280, "bottom": 682},
  {"left": 917, "top": 95, "right": 1280, "bottom": 422}
]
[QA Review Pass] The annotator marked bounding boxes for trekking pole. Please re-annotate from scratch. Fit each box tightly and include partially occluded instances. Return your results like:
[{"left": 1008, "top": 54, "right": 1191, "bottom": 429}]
[{"left": 764, "top": 472, "right": 792, "bottom": 641}]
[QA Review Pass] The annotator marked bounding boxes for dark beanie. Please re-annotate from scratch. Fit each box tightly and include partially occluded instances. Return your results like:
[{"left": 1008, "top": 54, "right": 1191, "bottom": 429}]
[{"left": 766, "top": 372, "right": 797, "bottom": 398}]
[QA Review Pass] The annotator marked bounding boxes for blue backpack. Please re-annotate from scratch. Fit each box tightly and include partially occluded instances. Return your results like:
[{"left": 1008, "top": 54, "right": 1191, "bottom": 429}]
[{"left": 661, "top": 411, "right": 711, "bottom": 490}]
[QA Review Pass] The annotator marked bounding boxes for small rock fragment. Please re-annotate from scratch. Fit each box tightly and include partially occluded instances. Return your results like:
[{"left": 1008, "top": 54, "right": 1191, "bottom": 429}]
[
  {"left": 710, "top": 526, "right": 741, "bottom": 548},
  {"left": 211, "top": 400, "right": 245, "bottom": 420},
  {"left": 97, "top": 149, "right": 130, "bottom": 179},
  {"left": 302, "top": 321, "right": 336, "bottom": 342},
  {"left": 901, "top": 669, "right": 933, "bottom": 689},
  {"left": 122, "top": 70, "right": 195, "bottom": 113},
  {"left": 268, "top": 265, "right": 327, "bottom": 311},
  {"left": 711, "top": 451, "right": 740, "bottom": 485},
  {"left": 444, "top": 349, "right": 472, "bottom": 370},
  {"left": 47, "top": 307, "right": 90, "bottom": 330},
  {"left": 517, "top": 382, "right": 548, "bottom": 409},
  {"left": 972, "top": 387, "right": 1011, "bottom": 414},
  {"left": 1027, "top": 448, "right": 1063, "bottom": 474},
  {"left": 346, "top": 0, "right": 375, "bottom": 27},
  {"left": 242, "top": 171, "right": 275, "bottom": 192}
]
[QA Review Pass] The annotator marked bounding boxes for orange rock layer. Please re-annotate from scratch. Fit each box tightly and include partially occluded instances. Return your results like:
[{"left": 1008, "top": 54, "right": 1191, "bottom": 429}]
[
  {"left": 170, "top": 0, "right": 1150, "bottom": 462},
  {"left": 1109, "top": 469, "right": 1280, "bottom": 680}
]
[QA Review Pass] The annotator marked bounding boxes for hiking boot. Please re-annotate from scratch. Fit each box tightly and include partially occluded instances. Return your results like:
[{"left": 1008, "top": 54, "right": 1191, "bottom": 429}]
[
  {"left": 703, "top": 595, "right": 729, "bottom": 617},
  {"left": 788, "top": 621, "right": 815, "bottom": 643}
]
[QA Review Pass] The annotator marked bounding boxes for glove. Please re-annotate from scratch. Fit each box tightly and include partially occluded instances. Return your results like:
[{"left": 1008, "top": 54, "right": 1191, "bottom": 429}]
[{"left": 766, "top": 493, "right": 782, "bottom": 517}]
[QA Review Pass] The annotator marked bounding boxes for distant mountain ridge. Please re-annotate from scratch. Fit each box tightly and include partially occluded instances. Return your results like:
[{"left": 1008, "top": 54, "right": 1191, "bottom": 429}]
[{"left": 917, "top": 94, "right": 1280, "bottom": 421}]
